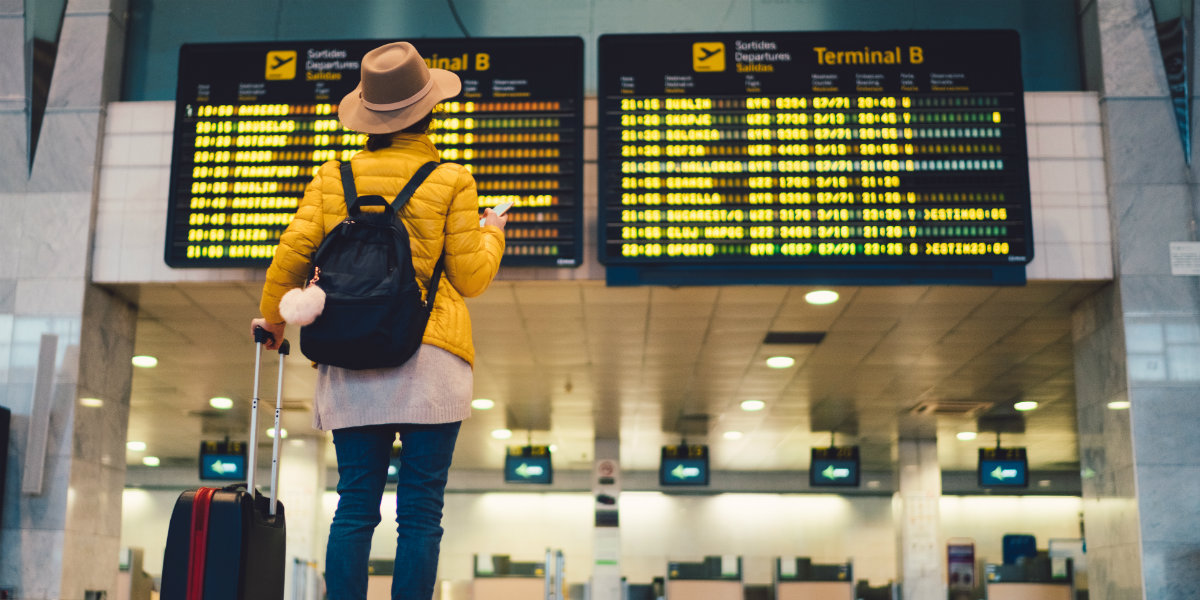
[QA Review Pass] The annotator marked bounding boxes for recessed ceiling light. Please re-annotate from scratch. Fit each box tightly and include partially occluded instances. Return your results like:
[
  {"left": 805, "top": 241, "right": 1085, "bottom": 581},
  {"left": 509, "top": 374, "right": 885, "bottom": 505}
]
[
  {"left": 209, "top": 397, "right": 234, "bottom": 410},
  {"left": 740, "top": 399, "right": 766, "bottom": 411},
  {"left": 549, "top": 444, "right": 558, "bottom": 453},
  {"left": 472, "top": 398, "right": 495, "bottom": 410},
  {"left": 956, "top": 431, "right": 978, "bottom": 441},
  {"left": 131, "top": 355, "right": 158, "bottom": 368},
  {"left": 142, "top": 456, "right": 160, "bottom": 467},
  {"left": 79, "top": 397, "right": 104, "bottom": 408},
  {"left": 1107, "top": 400, "right": 1131, "bottom": 410},
  {"left": 723, "top": 431, "right": 744, "bottom": 440},
  {"left": 127, "top": 441, "right": 147, "bottom": 452},
  {"left": 1014, "top": 401, "right": 1039, "bottom": 411},
  {"left": 804, "top": 290, "right": 839, "bottom": 305},
  {"left": 491, "top": 429, "right": 512, "bottom": 440},
  {"left": 265, "top": 428, "right": 288, "bottom": 439},
  {"left": 766, "top": 356, "right": 795, "bottom": 369},
  {"left": 1038, "top": 479, "right": 1052, "bottom": 488}
]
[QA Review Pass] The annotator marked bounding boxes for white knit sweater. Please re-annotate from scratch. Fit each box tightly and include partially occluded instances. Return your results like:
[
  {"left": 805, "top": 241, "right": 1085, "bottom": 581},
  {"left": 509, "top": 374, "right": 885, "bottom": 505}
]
[{"left": 311, "top": 343, "right": 472, "bottom": 430}]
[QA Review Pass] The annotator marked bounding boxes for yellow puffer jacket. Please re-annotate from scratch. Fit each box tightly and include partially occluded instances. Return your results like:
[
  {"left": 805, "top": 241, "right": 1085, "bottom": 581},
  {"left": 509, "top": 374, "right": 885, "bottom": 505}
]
[{"left": 259, "top": 133, "right": 505, "bottom": 366}]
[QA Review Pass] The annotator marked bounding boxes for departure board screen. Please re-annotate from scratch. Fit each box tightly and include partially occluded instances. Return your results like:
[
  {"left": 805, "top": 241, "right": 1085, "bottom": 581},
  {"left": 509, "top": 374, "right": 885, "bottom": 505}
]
[
  {"left": 599, "top": 30, "right": 1031, "bottom": 284},
  {"left": 167, "top": 37, "right": 584, "bottom": 268}
]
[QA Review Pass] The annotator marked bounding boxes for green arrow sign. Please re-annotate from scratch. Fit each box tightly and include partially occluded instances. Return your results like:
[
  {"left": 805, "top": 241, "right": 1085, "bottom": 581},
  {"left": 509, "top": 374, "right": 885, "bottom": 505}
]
[
  {"left": 208, "top": 459, "right": 237, "bottom": 475},
  {"left": 990, "top": 466, "right": 1019, "bottom": 480},
  {"left": 670, "top": 464, "right": 701, "bottom": 480},
  {"left": 515, "top": 462, "right": 545, "bottom": 478},
  {"left": 821, "top": 464, "right": 851, "bottom": 480}
]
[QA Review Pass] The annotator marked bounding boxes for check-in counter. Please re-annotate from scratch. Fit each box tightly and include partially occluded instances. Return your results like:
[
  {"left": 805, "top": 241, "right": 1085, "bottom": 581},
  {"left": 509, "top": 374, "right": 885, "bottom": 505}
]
[
  {"left": 665, "top": 556, "right": 742, "bottom": 600},
  {"left": 472, "top": 552, "right": 559, "bottom": 600},
  {"left": 985, "top": 558, "right": 1074, "bottom": 600},
  {"left": 774, "top": 557, "right": 853, "bottom": 600},
  {"left": 366, "top": 559, "right": 395, "bottom": 600},
  {"left": 116, "top": 548, "right": 155, "bottom": 600}
]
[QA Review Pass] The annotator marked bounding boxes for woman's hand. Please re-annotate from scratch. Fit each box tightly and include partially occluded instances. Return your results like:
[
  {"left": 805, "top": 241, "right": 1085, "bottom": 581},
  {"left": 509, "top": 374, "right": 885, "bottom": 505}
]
[
  {"left": 481, "top": 207, "right": 508, "bottom": 230},
  {"left": 250, "top": 318, "right": 286, "bottom": 350}
]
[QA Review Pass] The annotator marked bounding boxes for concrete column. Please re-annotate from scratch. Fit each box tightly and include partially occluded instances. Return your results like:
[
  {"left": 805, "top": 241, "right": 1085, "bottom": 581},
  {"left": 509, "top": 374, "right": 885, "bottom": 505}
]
[
  {"left": 896, "top": 437, "right": 944, "bottom": 600},
  {"left": 1075, "top": 1, "right": 1200, "bottom": 598},
  {"left": 591, "top": 437, "right": 621, "bottom": 600},
  {"left": 0, "top": 0, "right": 136, "bottom": 599}
]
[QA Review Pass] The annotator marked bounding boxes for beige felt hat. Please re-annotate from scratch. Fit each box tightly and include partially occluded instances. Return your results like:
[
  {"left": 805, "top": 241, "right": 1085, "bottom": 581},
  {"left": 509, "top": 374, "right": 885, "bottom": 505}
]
[{"left": 338, "top": 41, "right": 462, "bottom": 134}]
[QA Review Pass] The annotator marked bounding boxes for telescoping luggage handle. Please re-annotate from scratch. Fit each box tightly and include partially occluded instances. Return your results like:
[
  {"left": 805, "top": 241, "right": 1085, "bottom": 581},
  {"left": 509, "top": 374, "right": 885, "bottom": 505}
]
[{"left": 251, "top": 326, "right": 289, "bottom": 516}]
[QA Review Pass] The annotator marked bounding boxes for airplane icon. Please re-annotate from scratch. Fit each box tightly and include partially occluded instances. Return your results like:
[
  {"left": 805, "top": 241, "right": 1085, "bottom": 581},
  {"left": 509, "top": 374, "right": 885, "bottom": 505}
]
[
  {"left": 265, "top": 50, "right": 298, "bottom": 80},
  {"left": 692, "top": 42, "right": 726, "bottom": 72}
]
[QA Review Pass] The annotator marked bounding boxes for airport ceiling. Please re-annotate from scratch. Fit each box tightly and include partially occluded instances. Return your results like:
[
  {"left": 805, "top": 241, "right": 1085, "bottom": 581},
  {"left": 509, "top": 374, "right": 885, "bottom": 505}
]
[{"left": 117, "top": 279, "right": 1103, "bottom": 477}]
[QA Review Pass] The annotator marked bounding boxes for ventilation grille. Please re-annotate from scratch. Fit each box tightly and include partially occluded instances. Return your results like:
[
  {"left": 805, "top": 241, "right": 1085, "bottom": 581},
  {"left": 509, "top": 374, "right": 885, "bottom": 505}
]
[
  {"left": 763, "top": 331, "right": 826, "bottom": 344},
  {"left": 909, "top": 400, "right": 992, "bottom": 417}
]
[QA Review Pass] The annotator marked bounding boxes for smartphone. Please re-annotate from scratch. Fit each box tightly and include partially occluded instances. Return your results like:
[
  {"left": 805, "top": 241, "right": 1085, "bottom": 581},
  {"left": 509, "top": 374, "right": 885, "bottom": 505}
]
[{"left": 480, "top": 200, "right": 514, "bottom": 226}]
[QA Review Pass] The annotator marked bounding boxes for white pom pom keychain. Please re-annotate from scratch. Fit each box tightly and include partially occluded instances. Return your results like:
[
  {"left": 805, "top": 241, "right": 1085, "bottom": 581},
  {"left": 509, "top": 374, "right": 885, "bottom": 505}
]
[{"left": 278, "top": 267, "right": 326, "bottom": 326}]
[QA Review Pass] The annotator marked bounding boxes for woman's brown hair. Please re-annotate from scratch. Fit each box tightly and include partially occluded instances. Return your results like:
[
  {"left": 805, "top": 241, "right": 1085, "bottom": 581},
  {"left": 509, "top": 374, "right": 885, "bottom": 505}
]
[{"left": 365, "top": 112, "right": 435, "bottom": 151}]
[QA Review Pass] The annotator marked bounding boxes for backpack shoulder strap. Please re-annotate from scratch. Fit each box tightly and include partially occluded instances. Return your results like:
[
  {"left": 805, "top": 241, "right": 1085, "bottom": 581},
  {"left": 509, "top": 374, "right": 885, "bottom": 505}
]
[
  {"left": 342, "top": 161, "right": 439, "bottom": 216},
  {"left": 339, "top": 162, "right": 357, "bottom": 209},
  {"left": 389, "top": 161, "right": 446, "bottom": 309}
]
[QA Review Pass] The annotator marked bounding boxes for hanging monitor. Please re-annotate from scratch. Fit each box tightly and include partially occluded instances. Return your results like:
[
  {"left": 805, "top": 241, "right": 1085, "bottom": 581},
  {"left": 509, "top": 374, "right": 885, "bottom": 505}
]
[
  {"left": 809, "top": 446, "right": 861, "bottom": 487},
  {"left": 978, "top": 447, "right": 1028, "bottom": 488},
  {"left": 198, "top": 440, "right": 247, "bottom": 481},
  {"left": 660, "top": 444, "right": 710, "bottom": 486},
  {"left": 504, "top": 445, "right": 553, "bottom": 484}
]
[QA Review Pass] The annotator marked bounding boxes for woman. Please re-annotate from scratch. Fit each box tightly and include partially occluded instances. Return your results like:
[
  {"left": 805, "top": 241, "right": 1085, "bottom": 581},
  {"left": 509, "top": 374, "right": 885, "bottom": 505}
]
[{"left": 251, "top": 41, "right": 507, "bottom": 600}]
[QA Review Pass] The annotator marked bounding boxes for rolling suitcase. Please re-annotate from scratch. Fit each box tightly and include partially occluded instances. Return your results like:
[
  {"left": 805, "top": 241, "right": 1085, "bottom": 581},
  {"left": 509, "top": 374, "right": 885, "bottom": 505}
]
[{"left": 160, "top": 328, "right": 290, "bottom": 600}]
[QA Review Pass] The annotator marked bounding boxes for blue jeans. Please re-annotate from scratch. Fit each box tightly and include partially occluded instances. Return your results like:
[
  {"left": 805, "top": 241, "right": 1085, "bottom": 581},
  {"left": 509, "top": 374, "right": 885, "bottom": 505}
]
[{"left": 325, "top": 422, "right": 461, "bottom": 600}]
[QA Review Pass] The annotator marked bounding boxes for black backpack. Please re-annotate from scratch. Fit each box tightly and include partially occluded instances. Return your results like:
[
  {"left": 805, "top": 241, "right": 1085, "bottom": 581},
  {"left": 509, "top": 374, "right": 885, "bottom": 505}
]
[{"left": 299, "top": 161, "right": 443, "bottom": 369}]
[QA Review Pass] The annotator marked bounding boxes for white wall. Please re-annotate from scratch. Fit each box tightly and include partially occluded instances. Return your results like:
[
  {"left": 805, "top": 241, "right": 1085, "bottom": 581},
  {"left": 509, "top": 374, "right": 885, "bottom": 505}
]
[
  {"left": 124, "top": 487, "right": 1083, "bottom": 588},
  {"left": 120, "top": 488, "right": 178, "bottom": 580},
  {"left": 1022, "top": 92, "right": 1110, "bottom": 280}
]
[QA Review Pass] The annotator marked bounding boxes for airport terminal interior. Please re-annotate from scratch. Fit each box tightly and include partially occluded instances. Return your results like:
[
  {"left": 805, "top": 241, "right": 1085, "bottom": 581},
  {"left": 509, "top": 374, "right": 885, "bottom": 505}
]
[{"left": 2, "top": 0, "right": 1200, "bottom": 599}]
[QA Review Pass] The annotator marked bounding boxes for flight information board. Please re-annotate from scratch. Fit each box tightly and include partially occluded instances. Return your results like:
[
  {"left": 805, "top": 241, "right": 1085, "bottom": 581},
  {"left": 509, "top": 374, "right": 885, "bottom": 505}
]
[
  {"left": 599, "top": 30, "right": 1031, "bottom": 284},
  {"left": 167, "top": 37, "right": 584, "bottom": 268}
]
